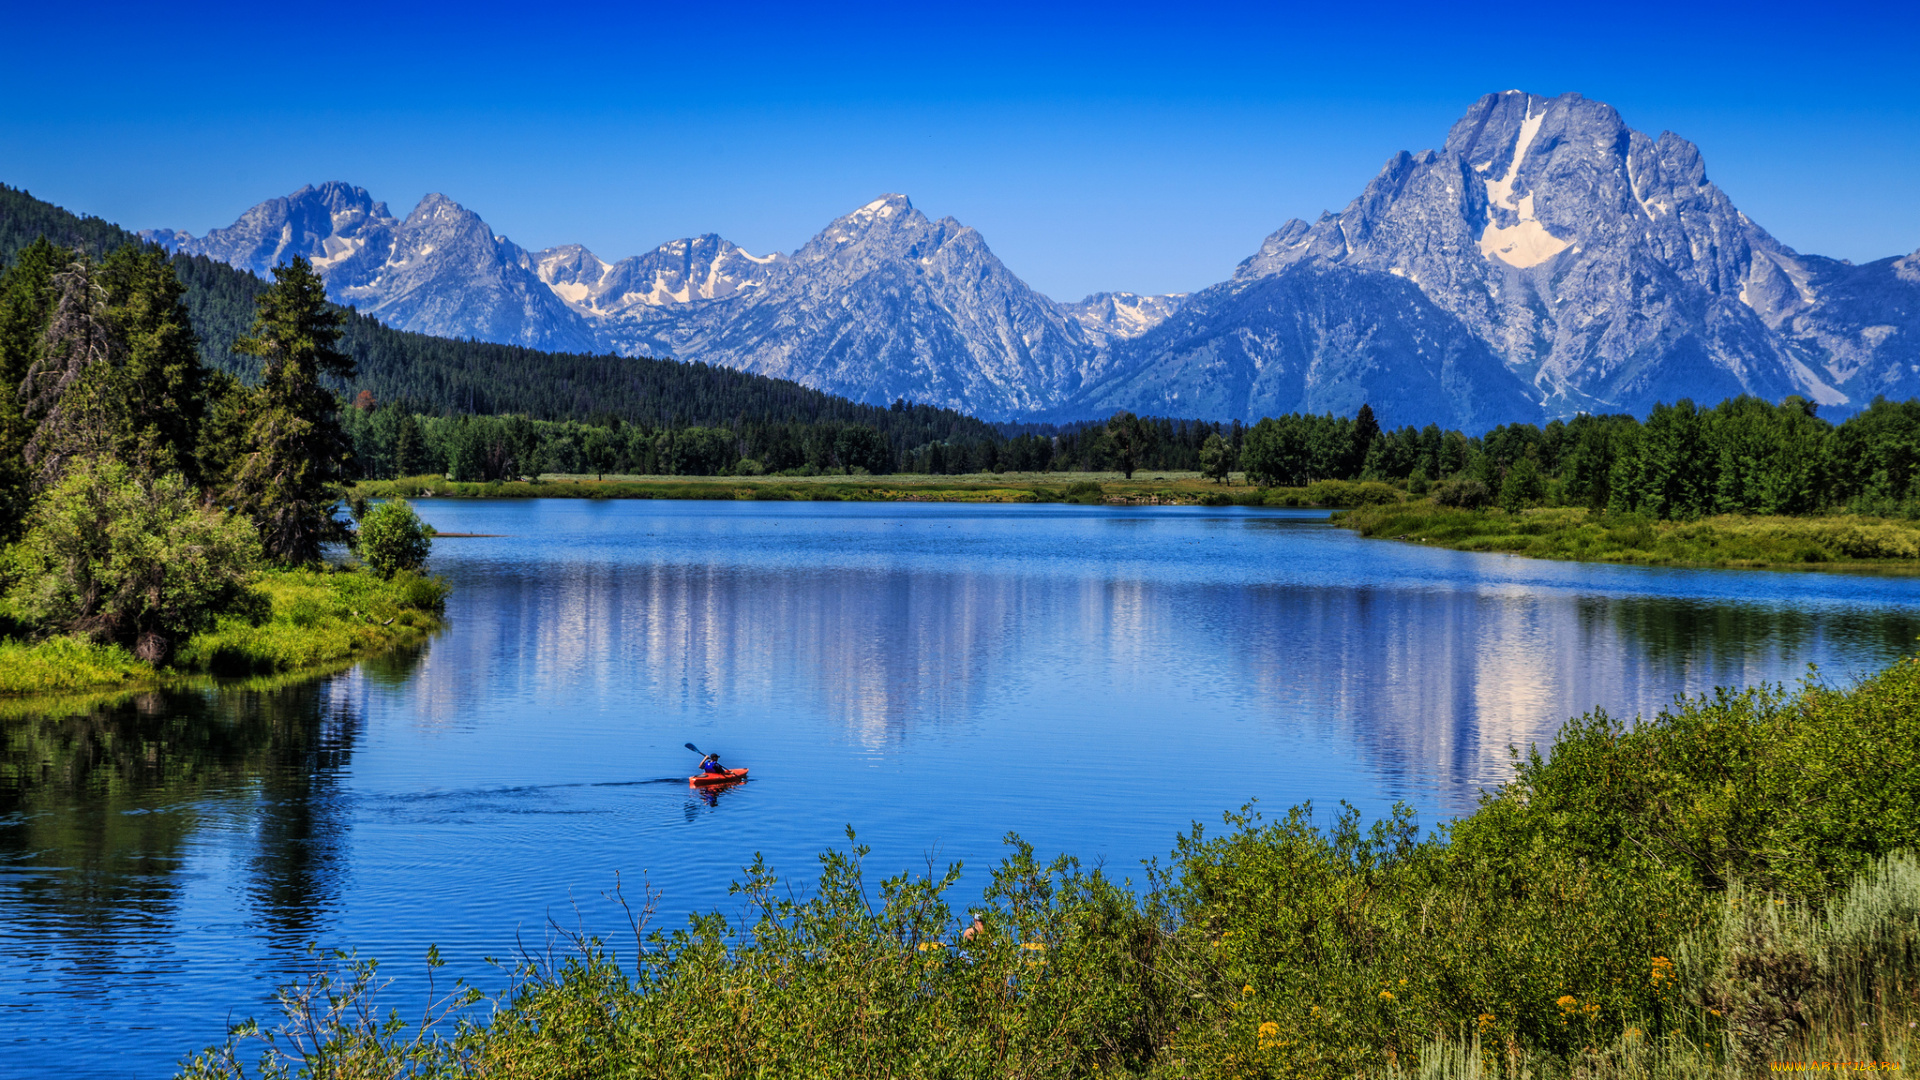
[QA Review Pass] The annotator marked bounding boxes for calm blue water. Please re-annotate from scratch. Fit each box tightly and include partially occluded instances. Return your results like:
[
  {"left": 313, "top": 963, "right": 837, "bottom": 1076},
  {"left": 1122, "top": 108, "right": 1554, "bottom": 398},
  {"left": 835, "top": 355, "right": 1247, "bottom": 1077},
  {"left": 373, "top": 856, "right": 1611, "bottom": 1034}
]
[{"left": 5, "top": 499, "right": 1919, "bottom": 1078}]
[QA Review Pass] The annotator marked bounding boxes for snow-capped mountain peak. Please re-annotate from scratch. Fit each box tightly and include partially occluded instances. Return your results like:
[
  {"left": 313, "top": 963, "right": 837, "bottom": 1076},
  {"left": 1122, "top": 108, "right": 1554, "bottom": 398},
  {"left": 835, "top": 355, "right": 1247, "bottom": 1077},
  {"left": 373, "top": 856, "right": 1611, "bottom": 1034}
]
[{"left": 145, "top": 94, "right": 1920, "bottom": 424}]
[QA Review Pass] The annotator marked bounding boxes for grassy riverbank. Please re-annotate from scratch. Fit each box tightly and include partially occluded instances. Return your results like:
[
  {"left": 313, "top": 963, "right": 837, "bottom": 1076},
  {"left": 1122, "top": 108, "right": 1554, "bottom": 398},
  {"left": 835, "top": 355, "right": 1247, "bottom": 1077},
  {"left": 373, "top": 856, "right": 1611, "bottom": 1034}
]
[
  {"left": 185, "top": 657, "right": 1920, "bottom": 1079},
  {"left": 1334, "top": 502, "right": 1920, "bottom": 570},
  {"left": 0, "top": 567, "right": 447, "bottom": 698},
  {"left": 352, "top": 472, "right": 1409, "bottom": 509}
]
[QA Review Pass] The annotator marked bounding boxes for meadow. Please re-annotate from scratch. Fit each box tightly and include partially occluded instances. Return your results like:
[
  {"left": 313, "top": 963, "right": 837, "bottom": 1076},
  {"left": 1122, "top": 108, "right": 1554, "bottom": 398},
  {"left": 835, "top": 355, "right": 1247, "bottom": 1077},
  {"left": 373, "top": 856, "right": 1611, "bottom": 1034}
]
[{"left": 1334, "top": 503, "right": 1920, "bottom": 570}]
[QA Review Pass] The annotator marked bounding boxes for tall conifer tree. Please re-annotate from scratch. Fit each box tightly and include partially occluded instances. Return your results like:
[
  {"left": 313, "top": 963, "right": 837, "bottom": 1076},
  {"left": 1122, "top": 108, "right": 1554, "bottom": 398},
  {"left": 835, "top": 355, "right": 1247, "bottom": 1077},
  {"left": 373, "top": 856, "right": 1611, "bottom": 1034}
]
[
  {"left": 100, "top": 244, "right": 206, "bottom": 482},
  {"left": 227, "top": 257, "right": 356, "bottom": 565},
  {"left": 20, "top": 254, "right": 118, "bottom": 489},
  {"left": 0, "top": 238, "right": 65, "bottom": 538}
]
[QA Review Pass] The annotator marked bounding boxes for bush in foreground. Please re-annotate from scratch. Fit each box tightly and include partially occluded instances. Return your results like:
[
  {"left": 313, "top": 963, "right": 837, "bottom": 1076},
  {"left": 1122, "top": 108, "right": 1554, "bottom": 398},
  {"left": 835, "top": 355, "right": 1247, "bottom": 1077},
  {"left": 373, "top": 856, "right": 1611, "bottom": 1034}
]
[{"left": 180, "top": 660, "right": 1920, "bottom": 1079}]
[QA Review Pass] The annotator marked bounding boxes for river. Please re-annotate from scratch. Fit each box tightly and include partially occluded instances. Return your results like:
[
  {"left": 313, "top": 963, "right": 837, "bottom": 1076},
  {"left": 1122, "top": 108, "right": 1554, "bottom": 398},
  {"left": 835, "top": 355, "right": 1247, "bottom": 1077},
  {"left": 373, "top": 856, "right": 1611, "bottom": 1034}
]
[{"left": 4, "top": 499, "right": 1917, "bottom": 1077}]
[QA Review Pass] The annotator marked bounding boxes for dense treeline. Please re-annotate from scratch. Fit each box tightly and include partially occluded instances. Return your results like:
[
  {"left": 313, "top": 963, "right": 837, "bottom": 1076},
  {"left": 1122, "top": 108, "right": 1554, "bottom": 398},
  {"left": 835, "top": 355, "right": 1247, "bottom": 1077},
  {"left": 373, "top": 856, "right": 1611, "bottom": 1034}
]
[
  {"left": 1227, "top": 396, "right": 1920, "bottom": 518},
  {"left": 342, "top": 403, "right": 1248, "bottom": 481}
]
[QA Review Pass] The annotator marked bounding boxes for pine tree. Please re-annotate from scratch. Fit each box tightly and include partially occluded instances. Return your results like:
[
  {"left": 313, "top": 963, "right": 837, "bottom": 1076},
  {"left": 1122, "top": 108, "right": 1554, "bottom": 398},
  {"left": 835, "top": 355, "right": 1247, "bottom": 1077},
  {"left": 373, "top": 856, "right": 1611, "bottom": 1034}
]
[
  {"left": 20, "top": 254, "right": 119, "bottom": 490},
  {"left": 1105, "top": 411, "right": 1153, "bottom": 479},
  {"left": 227, "top": 258, "right": 356, "bottom": 565},
  {"left": 0, "top": 238, "right": 66, "bottom": 538},
  {"left": 100, "top": 244, "right": 206, "bottom": 483}
]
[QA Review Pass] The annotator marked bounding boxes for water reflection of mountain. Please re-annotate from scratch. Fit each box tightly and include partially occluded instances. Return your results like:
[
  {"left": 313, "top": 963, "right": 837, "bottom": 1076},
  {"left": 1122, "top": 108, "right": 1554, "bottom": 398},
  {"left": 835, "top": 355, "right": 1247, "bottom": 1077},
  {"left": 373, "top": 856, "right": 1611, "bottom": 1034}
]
[
  {"left": 413, "top": 556, "right": 1920, "bottom": 814},
  {"left": 0, "top": 663, "right": 400, "bottom": 981},
  {"left": 408, "top": 563, "right": 1033, "bottom": 744}
]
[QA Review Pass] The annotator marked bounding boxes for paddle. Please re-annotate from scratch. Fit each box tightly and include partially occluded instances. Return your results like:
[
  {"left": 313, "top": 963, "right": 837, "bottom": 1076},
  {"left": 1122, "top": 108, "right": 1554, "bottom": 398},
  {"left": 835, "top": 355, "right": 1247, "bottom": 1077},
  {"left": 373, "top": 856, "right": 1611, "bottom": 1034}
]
[{"left": 685, "top": 742, "right": 728, "bottom": 778}]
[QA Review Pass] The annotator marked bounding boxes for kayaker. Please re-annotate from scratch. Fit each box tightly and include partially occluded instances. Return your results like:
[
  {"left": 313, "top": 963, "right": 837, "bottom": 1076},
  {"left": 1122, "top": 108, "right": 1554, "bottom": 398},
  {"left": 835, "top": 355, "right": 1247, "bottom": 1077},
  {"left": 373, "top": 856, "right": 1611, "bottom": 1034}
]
[
  {"left": 699, "top": 753, "right": 726, "bottom": 775},
  {"left": 963, "top": 912, "right": 987, "bottom": 941}
]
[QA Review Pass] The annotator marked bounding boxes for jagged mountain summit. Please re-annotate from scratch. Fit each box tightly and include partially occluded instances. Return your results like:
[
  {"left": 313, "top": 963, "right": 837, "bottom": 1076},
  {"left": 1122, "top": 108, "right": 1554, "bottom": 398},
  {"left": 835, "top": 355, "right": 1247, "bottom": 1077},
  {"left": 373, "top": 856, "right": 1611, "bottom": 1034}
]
[
  {"left": 150, "top": 189, "right": 1169, "bottom": 418},
  {"left": 597, "top": 195, "right": 1116, "bottom": 415},
  {"left": 1079, "top": 90, "right": 1919, "bottom": 425},
  {"left": 144, "top": 182, "right": 598, "bottom": 352},
  {"left": 146, "top": 94, "right": 1919, "bottom": 427}
]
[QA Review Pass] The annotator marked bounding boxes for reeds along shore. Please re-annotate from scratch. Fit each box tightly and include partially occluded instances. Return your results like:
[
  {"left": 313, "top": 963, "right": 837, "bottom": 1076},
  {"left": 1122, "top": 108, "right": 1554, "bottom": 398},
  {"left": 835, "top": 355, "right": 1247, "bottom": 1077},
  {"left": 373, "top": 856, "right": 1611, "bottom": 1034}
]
[{"left": 182, "top": 657, "right": 1920, "bottom": 1079}]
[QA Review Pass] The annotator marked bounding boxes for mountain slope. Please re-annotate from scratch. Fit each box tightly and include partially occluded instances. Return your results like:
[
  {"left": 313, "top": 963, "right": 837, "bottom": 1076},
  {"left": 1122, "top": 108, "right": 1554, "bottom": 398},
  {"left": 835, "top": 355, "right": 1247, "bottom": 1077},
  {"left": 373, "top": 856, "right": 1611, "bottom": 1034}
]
[
  {"left": 147, "top": 183, "right": 599, "bottom": 352},
  {"left": 153, "top": 189, "right": 1176, "bottom": 419},
  {"left": 1058, "top": 262, "right": 1541, "bottom": 429},
  {"left": 622, "top": 195, "right": 1108, "bottom": 416},
  {"left": 1200, "top": 90, "right": 1835, "bottom": 419},
  {"left": 4, "top": 183, "right": 998, "bottom": 445}
]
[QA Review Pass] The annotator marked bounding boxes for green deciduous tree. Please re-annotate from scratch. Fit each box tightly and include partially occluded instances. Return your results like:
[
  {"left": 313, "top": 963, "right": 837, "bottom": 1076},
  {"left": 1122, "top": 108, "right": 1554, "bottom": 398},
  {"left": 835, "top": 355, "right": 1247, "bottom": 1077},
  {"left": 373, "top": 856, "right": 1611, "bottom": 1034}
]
[
  {"left": 1708, "top": 395, "right": 1831, "bottom": 515},
  {"left": 1199, "top": 432, "right": 1235, "bottom": 483},
  {"left": 353, "top": 498, "right": 433, "bottom": 578},
  {"left": 227, "top": 258, "right": 356, "bottom": 565},
  {"left": 1498, "top": 454, "right": 1546, "bottom": 513},
  {"left": 4, "top": 457, "right": 259, "bottom": 664}
]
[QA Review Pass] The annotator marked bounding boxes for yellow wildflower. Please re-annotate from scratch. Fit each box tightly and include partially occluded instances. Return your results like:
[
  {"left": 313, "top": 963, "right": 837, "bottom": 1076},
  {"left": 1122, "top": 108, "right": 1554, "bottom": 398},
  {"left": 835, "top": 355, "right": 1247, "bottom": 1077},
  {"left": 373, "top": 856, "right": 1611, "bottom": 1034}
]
[
  {"left": 1379, "top": 990, "right": 1395, "bottom": 1001},
  {"left": 917, "top": 942, "right": 945, "bottom": 951},
  {"left": 1477, "top": 1013, "right": 1496, "bottom": 1032},
  {"left": 1556, "top": 995, "right": 1579, "bottom": 1012},
  {"left": 1242, "top": 984, "right": 1254, "bottom": 996}
]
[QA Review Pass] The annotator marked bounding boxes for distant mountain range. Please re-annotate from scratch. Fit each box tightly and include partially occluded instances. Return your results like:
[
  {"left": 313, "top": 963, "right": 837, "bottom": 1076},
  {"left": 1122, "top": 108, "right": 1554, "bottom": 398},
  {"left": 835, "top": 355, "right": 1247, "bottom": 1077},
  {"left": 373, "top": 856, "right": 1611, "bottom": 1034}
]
[{"left": 144, "top": 91, "right": 1920, "bottom": 428}]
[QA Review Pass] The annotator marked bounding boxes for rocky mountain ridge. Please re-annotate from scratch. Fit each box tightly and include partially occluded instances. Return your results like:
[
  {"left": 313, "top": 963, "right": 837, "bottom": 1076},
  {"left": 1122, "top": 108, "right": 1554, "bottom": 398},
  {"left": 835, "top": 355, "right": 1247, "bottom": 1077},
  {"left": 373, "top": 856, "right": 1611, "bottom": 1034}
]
[{"left": 146, "top": 92, "right": 1920, "bottom": 428}]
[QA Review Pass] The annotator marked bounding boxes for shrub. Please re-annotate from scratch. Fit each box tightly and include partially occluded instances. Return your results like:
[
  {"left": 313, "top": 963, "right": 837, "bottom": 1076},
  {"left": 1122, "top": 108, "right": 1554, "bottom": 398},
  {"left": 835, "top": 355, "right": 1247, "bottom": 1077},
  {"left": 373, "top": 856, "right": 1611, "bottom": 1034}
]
[
  {"left": 1499, "top": 456, "right": 1546, "bottom": 513},
  {"left": 3, "top": 458, "right": 259, "bottom": 664},
  {"left": 1065, "top": 480, "right": 1105, "bottom": 505},
  {"left": 353, "top": 499, "right": 433, "bottom": 578},
  {"left": 1432, "top": 476, "right": 1493, "bottom": 509}
]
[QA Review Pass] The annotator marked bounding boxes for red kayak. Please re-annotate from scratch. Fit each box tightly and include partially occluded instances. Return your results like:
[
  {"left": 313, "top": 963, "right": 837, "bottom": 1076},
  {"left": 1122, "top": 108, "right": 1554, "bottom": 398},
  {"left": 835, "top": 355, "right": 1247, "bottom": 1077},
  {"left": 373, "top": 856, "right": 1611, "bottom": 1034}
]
[{"left": 689, "top": 768, "right": 749, "bottom": 788}]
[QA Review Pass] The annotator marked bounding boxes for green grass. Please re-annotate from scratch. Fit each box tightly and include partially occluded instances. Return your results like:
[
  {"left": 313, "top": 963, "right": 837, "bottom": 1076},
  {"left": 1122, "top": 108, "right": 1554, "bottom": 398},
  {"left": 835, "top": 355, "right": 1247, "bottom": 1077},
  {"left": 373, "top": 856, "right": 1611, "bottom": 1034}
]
[
  {"left": 1334, "top": 502, "right": 1920, "bottom": 569},
  {"left": 352, "top": 472, "right": 1409, "bottom": 509},
  {"left": 0, "top": 635, "right": 152, "bottom": 696},
  {"left": 0, "top": 566, "right": 446, "bottom": 697}
]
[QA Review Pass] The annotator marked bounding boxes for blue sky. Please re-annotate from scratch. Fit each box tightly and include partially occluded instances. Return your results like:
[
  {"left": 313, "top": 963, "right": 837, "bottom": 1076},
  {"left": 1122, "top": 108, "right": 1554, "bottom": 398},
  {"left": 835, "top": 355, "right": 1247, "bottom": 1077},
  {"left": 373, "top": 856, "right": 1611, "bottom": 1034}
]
[{"left": 3, "top": 0, "right": 1915, "bottom": 300}]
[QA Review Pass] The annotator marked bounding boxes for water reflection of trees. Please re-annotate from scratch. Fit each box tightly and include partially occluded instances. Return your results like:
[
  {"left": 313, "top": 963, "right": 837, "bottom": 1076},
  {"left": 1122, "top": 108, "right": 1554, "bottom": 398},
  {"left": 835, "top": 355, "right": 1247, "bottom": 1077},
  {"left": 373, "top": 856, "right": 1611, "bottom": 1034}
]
[
  {"left": 1584, "top": 596, "right": 1920, "bottom": 674},
  {"left": 0, "top": 673, "right": 370, "bottom": 969},
  {"left": 1220, "top": 585, "right": 1920, "bottom": 812}
]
